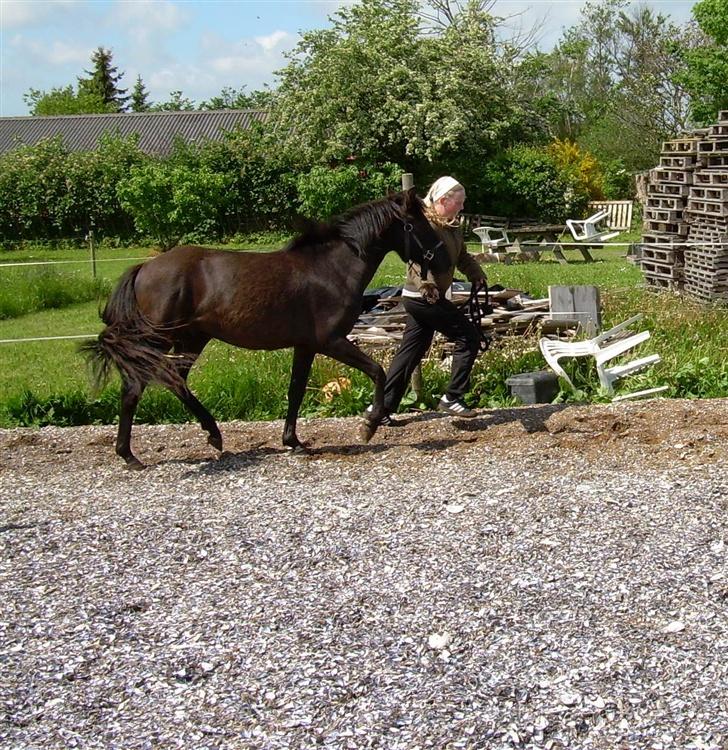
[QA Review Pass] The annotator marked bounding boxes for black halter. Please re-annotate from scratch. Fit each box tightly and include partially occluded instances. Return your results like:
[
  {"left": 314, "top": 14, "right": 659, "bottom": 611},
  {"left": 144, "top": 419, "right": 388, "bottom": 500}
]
[
  {"left": 390, "top": 200, "right": 445, "bottom": 280},
  {"left": 400, "top": 218, "right": 444, "bottom": 280}
]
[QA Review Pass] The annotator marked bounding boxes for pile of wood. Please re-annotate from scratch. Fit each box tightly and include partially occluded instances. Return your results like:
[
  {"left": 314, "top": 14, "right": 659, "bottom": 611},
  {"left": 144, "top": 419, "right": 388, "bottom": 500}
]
[
  {"left": 349, "top": 287, "right": 579, "bottom": 350},
  {"left": 641, "top": 110, "right": 728, "bottom": 301}
]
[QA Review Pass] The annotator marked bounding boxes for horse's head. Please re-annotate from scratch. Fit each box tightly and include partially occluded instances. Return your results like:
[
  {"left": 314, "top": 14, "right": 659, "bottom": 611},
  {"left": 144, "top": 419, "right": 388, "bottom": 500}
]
[{"left": 379, "top": 187, "right": 444, "bottom": 268}]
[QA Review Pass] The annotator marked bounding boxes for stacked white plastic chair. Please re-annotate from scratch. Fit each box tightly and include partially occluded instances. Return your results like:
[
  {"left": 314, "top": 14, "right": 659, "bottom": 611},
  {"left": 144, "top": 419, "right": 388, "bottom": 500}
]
[
  {"left": 472, "top": 226, "right": 510, "bottom": 251},
  {"left": 566, "top": 209, "right": 620, "bottom": 243},
  {"left": 539, "top": 314, "right": 668, "bottom": 401}
]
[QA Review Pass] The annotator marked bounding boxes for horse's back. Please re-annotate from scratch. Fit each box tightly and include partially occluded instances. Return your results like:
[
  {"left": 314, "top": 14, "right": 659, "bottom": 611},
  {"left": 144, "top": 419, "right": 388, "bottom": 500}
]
[{"left": 133, "top": 245, "right": 309, "bottom": 347}]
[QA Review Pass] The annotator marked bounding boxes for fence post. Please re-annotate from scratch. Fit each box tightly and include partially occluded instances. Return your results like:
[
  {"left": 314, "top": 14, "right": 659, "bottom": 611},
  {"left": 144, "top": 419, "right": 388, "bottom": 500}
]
[
  {"left": 88, "top": 229, "right": 97, "bottom": 279},
  {"left": 399, "top": 173, "right": 423, "bottom": 401}
]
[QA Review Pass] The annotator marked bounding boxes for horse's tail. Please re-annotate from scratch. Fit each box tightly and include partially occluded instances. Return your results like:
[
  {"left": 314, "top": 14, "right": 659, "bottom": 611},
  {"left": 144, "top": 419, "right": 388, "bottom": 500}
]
[{"left": 80, "top": 264, "right": 187, "bottom": 394}]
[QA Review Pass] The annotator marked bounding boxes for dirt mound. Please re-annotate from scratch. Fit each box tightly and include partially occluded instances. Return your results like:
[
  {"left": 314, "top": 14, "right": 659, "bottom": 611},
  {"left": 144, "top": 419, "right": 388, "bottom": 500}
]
[{"left": 2, "top": 397, "right": 727, "bottom": 472}]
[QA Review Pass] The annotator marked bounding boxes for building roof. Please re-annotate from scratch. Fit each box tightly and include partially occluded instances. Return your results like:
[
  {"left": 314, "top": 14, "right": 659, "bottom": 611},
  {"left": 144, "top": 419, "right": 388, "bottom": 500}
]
[{"left": 0, "top": 109, "right": 269, "bottom": 155}]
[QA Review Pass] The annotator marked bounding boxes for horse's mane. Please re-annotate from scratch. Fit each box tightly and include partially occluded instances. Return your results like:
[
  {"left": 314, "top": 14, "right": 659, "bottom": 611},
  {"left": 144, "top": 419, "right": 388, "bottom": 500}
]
[{"left": 285, "top": 195, "right": 403, "bottom": 258}]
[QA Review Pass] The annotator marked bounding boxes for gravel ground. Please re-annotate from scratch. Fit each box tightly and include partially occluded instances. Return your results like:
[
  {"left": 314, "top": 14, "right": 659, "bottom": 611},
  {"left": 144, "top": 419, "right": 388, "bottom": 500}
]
[{"left": 2, "top": 398, "right": 728, "bottom": 750}]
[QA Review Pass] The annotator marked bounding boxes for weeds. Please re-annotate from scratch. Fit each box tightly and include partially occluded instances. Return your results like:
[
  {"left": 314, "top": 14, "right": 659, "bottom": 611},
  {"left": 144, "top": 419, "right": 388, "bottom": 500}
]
[{"left": 0, "top": 268, "right": 111, "bottom": 320}]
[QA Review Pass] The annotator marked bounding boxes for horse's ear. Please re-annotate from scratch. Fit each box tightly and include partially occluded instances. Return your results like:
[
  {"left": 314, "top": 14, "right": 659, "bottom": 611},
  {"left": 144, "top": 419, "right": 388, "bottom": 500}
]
[{"left": 401, "top": 186, "right": 419, "bottom": 212}]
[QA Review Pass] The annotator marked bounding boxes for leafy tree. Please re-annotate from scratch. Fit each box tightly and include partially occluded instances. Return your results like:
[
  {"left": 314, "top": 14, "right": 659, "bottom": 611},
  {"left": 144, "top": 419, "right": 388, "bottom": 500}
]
[
  {"left": 130, "top": 75, "right": 152, "bottom": 112},
  {"left": 24, "top": 85, "right": 113, "bottom": 116},
  {"left": 675, "top": 0, "right": 728, "bottom": 124},
  {"left": 296, "top": 163, "right": 402, "bottom": 219},
  {"left": 199, "top": 86, "right": 275, "bottom": 110},
  {"left": 78, "top": 47, "right": 129, "bottom": 112},
  {"left": 117, "top": 161, "right": 229, "bottom": 248},
  {"left": 526, "top": 0, "right": 694, "bottom": 172},
  {"left": 0, "top": 138, "right": 70, "bottom": 239},
  {"left": 273, "top": 0, "right": 514, "bottom": 174},
  {"left": 0, "top": 134, "right": 145, "bottom": 240},
  {"left": 482, "top": 145, "right": 590, "bottom": 221},
  {"left": 151, "top": 91, "right": 196, "bottom": 111},
  {"left": 181, "top": 124, "right": 300, "bottom": 232}
]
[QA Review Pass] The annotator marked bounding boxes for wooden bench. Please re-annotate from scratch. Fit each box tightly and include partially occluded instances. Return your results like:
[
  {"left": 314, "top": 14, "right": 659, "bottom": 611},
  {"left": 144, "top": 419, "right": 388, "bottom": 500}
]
[{"left": 586, "top": 200, "right": 634, "bottom": 231}]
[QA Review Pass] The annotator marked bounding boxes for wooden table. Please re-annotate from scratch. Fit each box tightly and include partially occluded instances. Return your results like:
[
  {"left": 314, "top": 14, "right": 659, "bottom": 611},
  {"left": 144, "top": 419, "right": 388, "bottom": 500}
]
[{"left": 507, "top": 224, "right": 594, "bottom": 263}]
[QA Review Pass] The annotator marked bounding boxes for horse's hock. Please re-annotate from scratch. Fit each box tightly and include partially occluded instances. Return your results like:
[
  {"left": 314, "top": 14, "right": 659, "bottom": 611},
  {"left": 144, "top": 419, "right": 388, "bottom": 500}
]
[{"left": 639, "top": 109, "right": 728, "bottom": 302}]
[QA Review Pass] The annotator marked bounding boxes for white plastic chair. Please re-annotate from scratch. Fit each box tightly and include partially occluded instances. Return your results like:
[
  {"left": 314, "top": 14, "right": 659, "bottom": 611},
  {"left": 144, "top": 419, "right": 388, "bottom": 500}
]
[
  {"left": 539, "top": 314, "right": 668, "bottom": 400},
  {"left": 472, "top": 226, "right": 510, "bottom": 251},
  {"left": 566, "top": 209, "right": 619, "bottom": 243}
]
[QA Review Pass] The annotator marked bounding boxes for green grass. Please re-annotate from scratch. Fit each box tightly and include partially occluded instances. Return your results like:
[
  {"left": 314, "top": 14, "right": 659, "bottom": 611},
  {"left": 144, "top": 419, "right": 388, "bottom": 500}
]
[{"left": 2, "top": 236, "right": 728, "bottom": 428}]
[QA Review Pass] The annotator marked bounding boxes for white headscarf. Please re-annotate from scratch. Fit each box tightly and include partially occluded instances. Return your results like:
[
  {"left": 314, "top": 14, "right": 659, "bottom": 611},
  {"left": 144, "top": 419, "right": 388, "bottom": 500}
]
[{"left": 424, "top": 176, "right": 464, "bottom": 206}]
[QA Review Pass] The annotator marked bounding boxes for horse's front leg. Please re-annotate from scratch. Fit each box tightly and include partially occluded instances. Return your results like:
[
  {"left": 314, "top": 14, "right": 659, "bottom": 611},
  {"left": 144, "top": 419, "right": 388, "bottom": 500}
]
[
  {"left": 283, "top": 346, "right": 315, "bottom": 451},
  {"left": 320, "top": 337, "right": 386, "bottom": 444}
]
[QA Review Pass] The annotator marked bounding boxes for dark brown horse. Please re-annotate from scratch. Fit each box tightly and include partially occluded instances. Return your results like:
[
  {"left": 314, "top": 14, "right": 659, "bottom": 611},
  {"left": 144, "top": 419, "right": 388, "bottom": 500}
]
[{"left": 82, "top": 189, "right": 442, "bottom": 468}]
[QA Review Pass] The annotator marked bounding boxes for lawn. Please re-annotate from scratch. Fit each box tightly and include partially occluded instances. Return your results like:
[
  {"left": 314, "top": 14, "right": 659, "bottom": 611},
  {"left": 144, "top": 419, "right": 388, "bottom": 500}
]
[{"left": 1, "top": 236, "right": 727, "bottom": 428}]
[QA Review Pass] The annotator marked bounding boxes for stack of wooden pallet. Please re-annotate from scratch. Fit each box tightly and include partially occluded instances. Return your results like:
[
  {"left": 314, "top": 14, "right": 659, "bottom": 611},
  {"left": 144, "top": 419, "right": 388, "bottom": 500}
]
[
  {"left": 641, "top": 135, "right": 699, "bottom": 289},
  {"left": 683, "top": 114, "right": 728, "bottom": 302},
  {"left": 640, "top": 111, "right": 728, "bottom": 300}
]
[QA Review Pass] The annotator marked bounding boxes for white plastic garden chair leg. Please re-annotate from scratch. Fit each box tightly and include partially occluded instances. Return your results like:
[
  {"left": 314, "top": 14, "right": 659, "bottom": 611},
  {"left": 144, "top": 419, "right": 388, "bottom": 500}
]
[
  {"left": 594, "top": 331, "right": 651, "bottom": 392},
  {"left": 599, "top": 354, "right": 661, "bottom": 392},
  {"left": 612, "top": 386, "right": 669, "bottom": 402}
]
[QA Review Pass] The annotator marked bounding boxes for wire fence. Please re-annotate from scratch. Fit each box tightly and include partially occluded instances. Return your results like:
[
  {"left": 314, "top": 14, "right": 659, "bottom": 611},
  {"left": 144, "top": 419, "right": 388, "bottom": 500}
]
[
  {"left": 0, "top": 252, "right": 147, "bottom": 345},
  {"left": 5, "top": 239, "right": 726, "bottom": 346},
  {"left": 0, "top": 256, "right": 147, "bottom": 269}
]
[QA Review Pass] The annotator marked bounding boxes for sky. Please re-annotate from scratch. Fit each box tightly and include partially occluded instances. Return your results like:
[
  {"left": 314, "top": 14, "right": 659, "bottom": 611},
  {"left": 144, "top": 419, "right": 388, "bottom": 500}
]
[{"left": 0, "top": 0, "right": 697, "bottom": 117}]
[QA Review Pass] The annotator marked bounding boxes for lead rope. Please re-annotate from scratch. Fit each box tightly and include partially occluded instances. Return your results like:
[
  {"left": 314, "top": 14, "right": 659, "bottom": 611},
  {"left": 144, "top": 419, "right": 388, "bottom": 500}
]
[{"left": 465, "top": 281, "right": 492, "bottom": 352}]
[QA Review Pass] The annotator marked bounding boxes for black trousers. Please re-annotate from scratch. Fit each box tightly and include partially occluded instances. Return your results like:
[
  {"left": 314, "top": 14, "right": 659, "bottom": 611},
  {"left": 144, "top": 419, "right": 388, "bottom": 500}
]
[{"left": 382, "top": 296, "right": 481, "bottom": 413}]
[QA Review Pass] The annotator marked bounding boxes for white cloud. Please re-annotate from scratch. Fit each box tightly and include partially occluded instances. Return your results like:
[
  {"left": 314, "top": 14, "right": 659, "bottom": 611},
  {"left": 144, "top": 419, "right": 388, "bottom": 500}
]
[
  {"left": 9, "top": 34, "right": 90, "bottom": 66},
  {"left": 110, "top": 0, "right": 187, "bottom": 32},
  {"left": 0, "top": 0, "right": 81, "bottom": 29},
  {"left": 148, "top": 63, "right": 218, "bottom": 98},
  {"left": 255, "top": 29, "right": 293, "bottom": 52},
  {"left": 196, "top": 30, "right": 295, "bottom": 80}
]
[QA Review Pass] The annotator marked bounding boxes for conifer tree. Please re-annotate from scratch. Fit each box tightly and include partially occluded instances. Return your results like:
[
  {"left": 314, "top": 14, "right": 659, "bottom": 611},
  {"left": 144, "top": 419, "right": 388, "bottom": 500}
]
[
  {"left": 78, "top": 47, "right": 129, "bottom": 112},
  {"left": 130, "top": 75, "right": 151, "bottom": 112}
]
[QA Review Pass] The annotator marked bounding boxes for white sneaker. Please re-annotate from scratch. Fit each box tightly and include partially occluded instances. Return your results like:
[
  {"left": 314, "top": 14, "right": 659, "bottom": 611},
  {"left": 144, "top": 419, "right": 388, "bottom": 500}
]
[
  {"left": 437, "top": 397, "right": 477, "bottom": 417},
  {"left": 364, "top": 405, "right": 395, "bottom": 425}
]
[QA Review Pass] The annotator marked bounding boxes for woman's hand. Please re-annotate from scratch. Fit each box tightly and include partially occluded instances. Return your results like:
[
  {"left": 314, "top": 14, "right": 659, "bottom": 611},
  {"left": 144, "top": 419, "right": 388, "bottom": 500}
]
[{"left": 420, "top": 282, "right": 440, "bottom": 304}]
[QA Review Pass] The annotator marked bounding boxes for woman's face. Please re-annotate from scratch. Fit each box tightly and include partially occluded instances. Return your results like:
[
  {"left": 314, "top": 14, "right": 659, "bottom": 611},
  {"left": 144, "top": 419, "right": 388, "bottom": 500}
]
[{"left": 435, "top": 189, "right": 465, "bottom": 219}]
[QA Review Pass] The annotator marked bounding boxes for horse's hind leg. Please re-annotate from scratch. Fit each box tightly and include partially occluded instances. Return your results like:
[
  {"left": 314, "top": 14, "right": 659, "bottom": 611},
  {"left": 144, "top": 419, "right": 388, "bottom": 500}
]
[
  {"left": 169, "top": 336, "right": 222, "bottom": 452},
  {"left": 320, "top": 337, "right": 386, "bottom": 444},
  {"left": 283, "top": 346, "right": 315, "bottom": 451},
  {"left": 117, "top": 377, "right": 147, "bottom": 470}
]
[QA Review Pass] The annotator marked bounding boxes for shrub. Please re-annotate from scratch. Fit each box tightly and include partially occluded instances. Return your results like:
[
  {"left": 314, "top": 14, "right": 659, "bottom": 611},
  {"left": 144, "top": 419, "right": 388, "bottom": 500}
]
[
  {"left": 479, "top": 145, "right": 590, "bottom": 221},
  {"left": 547, "top": 139, "right": 604, "bottom": 200},
  {"left": 117, "top": 162, "right": 230, "bottom": 249},
  {"left": 0, "top": 134, "right": 145, "bottom": 243},
  {"left": 296, "top": 162, "right": 403, "bottom": 220},
  {"left": 600, "top": 159, "right": 635, "bottom": 200}
]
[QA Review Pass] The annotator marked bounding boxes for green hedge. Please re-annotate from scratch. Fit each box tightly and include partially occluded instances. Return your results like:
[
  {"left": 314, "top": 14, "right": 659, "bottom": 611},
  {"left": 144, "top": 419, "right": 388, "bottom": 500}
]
[{"left": 0, "top": 128, "right": 620, "bottom": 244}]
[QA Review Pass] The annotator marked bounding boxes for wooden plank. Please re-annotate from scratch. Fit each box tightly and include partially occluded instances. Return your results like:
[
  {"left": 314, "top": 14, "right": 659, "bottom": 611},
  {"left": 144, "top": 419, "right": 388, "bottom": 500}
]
[{"left": 549, "top": 285, "right": 601, "bottom": 336}]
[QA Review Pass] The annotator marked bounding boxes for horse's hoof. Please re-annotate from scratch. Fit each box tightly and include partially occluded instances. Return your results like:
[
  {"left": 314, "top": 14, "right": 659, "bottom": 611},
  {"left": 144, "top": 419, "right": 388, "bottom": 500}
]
[
  {"left": 124, "top": 457, "right": 145, "bottom": 471},
  {"left": 208, "top": 434, "right": 223, "bottom": 452},
  {"left": 287, "top": 444, "right": 308, "bottom": 455},
  {"left": 359, "top": 420, "right": 377, "bottom": 444}
]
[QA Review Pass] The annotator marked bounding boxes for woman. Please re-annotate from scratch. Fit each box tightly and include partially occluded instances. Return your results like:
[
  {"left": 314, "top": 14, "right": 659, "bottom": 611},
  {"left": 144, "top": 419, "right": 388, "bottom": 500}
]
[{"left": 370, "top": 176, "right": 487, "bottom": 423}]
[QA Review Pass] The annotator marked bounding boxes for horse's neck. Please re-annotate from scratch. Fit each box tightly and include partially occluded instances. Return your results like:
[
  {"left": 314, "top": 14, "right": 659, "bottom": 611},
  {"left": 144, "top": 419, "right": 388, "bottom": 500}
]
[
  {"left": 357, "top": 244, "right": 390, "bottom": 292},
  {"left": 323, "top": 242, "right": 387, "bottom": 297}
]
